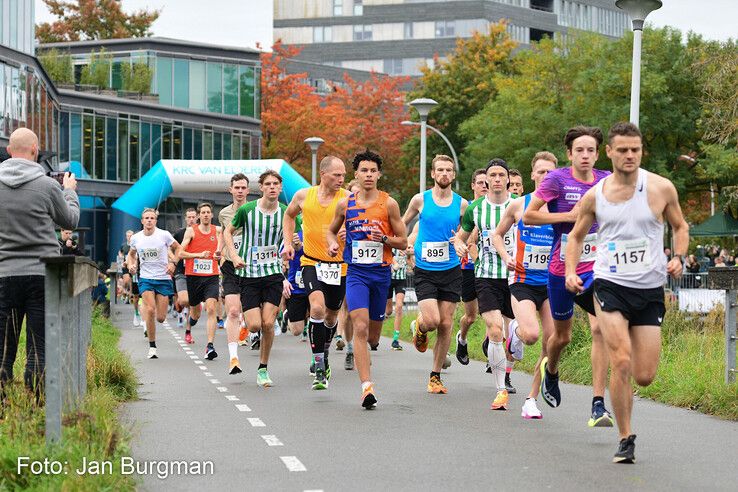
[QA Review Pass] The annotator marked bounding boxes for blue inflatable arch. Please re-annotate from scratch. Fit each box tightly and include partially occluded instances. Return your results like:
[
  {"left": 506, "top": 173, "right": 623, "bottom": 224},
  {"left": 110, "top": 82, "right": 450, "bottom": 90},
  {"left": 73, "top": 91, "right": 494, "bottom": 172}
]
[{"left": 109, "top": 159, "right": 309, "bottom": 261}]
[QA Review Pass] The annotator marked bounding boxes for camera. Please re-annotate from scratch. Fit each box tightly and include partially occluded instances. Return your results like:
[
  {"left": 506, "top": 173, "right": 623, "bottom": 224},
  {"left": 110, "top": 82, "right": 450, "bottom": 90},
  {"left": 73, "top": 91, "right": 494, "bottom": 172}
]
[{"left": 48, "top": 171, "right": 65, "bottom": 187}]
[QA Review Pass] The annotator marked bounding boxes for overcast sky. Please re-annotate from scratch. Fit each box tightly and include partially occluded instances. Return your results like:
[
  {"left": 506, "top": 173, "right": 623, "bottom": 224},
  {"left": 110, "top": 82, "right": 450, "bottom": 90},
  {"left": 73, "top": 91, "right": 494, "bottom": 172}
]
[{"left": 35, "top": 0, "right": 736, "bottom": 51}]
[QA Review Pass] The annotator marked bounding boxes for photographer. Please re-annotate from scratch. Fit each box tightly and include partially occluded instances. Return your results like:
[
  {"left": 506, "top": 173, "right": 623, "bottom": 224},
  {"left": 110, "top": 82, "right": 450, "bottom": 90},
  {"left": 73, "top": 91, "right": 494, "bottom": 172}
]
[
  {"left": 59, "top": 229, "right": 84, "bottom": 256},
  {"left": 0, "top": 128, "right": 80, "bottom": 400}
]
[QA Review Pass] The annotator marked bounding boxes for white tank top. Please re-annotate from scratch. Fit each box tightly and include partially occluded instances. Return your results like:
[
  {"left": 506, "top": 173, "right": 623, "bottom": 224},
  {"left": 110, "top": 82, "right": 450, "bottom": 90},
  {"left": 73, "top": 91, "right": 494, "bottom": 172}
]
[{"left": 593, "top": 169, "right": 666, "bottom": 289}]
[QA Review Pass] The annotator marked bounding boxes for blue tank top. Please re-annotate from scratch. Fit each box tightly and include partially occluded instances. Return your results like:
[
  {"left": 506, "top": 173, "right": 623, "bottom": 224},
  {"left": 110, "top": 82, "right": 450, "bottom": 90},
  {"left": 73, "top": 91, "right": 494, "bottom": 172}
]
[
  {"left": 512, "top": 194, "right": 554, "bottom": 285},
  {"left": 287, "top": 231, "right": 305, "bottom": 295},
  {"left": 414, "top": 190, "right": 462, "bottom": 271}
]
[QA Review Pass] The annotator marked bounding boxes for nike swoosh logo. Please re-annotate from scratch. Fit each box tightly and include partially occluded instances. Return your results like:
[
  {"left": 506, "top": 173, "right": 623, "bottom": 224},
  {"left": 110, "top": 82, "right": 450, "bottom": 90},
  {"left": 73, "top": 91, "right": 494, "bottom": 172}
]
[
  {"left": 657, "top": 317, "right": 663, "bottom": 323},
  {"left": 600, "top": 300, "right": 605, "bottom": 307}
]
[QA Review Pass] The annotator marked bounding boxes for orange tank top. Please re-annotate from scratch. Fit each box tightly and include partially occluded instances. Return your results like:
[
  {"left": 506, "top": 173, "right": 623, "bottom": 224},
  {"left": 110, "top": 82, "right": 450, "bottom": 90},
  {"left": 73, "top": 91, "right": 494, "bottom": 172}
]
[
  {"left": 343, "top": 191, "right": 394, "bottom": 267},
  {"left": 185, "top": 224, "right": 220, "bottom": 276},
  {"left": 301, "top": 186, "right": 349, "bottom": 275}
]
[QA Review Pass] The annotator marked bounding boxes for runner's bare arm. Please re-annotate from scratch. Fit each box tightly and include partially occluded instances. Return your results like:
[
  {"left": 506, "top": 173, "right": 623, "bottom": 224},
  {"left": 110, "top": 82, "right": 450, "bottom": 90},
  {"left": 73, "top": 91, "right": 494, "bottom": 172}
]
[
  {"left": 224, "top": 224, "right": 244, "bottom": 268},
  {"left": 523, "top": 195, "right": 578, "bottom": 225},
  {"left": 564, "top": 190, "right": 596, "bottom": 292},
  {"left": 661, "top": 179, "right": 689, "bottom": 279},
  {"left": 407, "top": 221, "right": 420, "bottom": 247},
  {"left": 402, "top": 193, "right": 423, "bottom": 225},
  {"left": 385, "top": 198, "right": 408, "bottom": 250},
  {"left": 492, "top": 199, "right": 521, "bottom": 269},
  {"left": 454, "top": 227, "right": 472, "bottom": 258},
  {"left": 327, "top": 198, "right": 347, "bottom": 257},
  {"left": 282, "top": 189, "right": 307, "bottom": 260},
  {"left": 127, "top": 246, "right": 137, "bottom": 275},
  {"left": 214, "top": 226, "right": 223, "bottom": 260},
  {"left": 177, "top": 227, "right": 205, "bottom": 259}
]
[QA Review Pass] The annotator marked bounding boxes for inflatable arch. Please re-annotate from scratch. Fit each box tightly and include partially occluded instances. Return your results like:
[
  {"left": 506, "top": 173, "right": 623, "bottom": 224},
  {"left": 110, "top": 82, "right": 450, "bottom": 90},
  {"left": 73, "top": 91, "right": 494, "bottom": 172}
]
[{"left": 109, "top": 159, "right": 309, "bottom": 261}]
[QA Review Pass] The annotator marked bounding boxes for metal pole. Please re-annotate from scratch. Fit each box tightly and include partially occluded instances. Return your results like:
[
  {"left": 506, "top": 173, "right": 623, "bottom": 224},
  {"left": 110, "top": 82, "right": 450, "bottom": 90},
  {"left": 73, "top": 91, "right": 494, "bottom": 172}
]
[
  {"left": 726, "top": 289, "right": 737, "bottom": 384},
  {"left": 45, "top": 265, "right": 62, "bottom": 446},
  {"left": 710, "top": 182, "right": 715, "bottom": 216},
  {"left": 419, "top": 119, "right": 427, "bottom": 194},
  {"left": 311, "top": 150, "right": 317, "bottom": 186},
  {"left": 629, "top": 27, "right": 643, "bottom": 126},
  {"left": 427, "top": 125, "right": 460, "bottom": 191}
]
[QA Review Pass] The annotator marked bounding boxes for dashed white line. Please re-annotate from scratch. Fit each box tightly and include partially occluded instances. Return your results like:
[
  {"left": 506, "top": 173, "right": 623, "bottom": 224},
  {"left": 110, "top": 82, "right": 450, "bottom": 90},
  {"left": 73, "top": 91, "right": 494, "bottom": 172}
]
[
  {"left": 235, "top": 404, "right": 251, "bottom": 412},
  {"left": 280, "top": 456, "right": 306, "bottom": 472},
  {"left": 261, "top": 435, "right": 283, "bottom": 446},
  {"left": 216, "top": 387, "right": 228, "bottom": 393},
  {"left": 190, "top": 355, "right": 199, "bottom": 360},
  {"left": 247, "top": 418, "right": 265, "bottom": 427},
  {"left": 209, "top": 379, "right": 221, "bottom": 384},
  {"left": 204, "top": 372, "right": 213, "bottom": 376},
  {"left": 226, "top": 395, "right": 240, "bottom": 401},
  {"left": 198, "top": 366, "right": 207, "bottom": 371},
  {"left": 194, "top": 360, "right": 204, "bottom": 365}
]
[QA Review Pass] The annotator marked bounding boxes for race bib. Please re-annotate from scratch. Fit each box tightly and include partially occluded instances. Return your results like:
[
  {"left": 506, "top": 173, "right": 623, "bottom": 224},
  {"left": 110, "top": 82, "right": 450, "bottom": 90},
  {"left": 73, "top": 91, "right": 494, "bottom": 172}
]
[
  {"left": 607, "top": 239, "right": 651, "bottom": 273},
  {"left": 316, "top": 262, "right": 341, "bottom": 286},
  {"left": 352, "top": 241, "right": 382, "bottom": 265},
  {"left": 295, "top": 269, "right": 304, "bottom": 289},
  {"left": 395, "top": 253, "right": 407, "bottom": 269},
  {"left": 193, "top": 258, "right": 213, "bottom": 274},
  {"left": 232, "top": 234, "right": 243, "bottom": 254},
  {"left": 481, "top": 230, "right": 513, "bottom": 257},
  {"left": 421, "top": 241, "right": 449, "bottom": 263},
  {"left": 140, "top": 248, "right": 160, "bottom": 262},
  {"left": 560, "top": 233, "right": 598, "bottom": 262},
  {"left": 251, "top": 245, "right": 279, "bottom": 267},
  {"left": 523, "top": 245, "right": 551, "bottom": 270}
]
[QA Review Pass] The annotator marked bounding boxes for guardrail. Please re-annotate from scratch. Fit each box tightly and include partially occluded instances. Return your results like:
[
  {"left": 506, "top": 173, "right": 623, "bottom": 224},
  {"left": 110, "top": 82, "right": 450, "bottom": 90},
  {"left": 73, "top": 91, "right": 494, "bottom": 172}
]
[
  {"left": 707, "top": 267, "right": 738, "bottom": 384},
  {"left": 41, "top": 255, "right": 99, "bottom": 446}
]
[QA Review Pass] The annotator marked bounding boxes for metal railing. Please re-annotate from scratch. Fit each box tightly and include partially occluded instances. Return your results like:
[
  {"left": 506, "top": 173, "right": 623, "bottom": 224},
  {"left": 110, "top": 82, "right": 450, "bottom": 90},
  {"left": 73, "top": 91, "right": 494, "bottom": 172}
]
[
  {"left": 41, "top": 255, "right": 99, "bottom": 446},
  {"left": 707, "top": 267, "right": 738, "bottom": 384}
]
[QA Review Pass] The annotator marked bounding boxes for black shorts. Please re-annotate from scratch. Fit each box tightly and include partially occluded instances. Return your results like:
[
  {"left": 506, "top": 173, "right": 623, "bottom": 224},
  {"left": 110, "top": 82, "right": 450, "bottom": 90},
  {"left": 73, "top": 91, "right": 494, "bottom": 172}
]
[
  {"left": 301, "top": 265, "right": 346, "bottom": 311},
  {"left": 286, "top": 294, "right": 309, "bottom": 322},
  {"left": 386, "top": 278, "right": 406, "bottom": 300},
  {"left": 461, "top": 268, "right": 477, "bottom": 302},
  {"left": 221, "top": 260, "right": 241, "bottom": 297},
  {"left": 414, "top": 266, "right": 461, "bottom": 303},
  {"left": 476, "top": 277, "right": 514, "bottom": 319},
  {"left": 186, "top": 275, "right": 220, "bottom": 306},
  {"left": 594, "top": 279, "right": 666, "bottom": 327},
  {"left": 121, "top": 266, "right": 130, "bottom": 277},
  {"left": 509, "top": 283, "right": 548, "bottom": 311},
  {"left": 239, "top": 274, "right": 284, "bottom": 311},
  {"left": 131, "top": 281, "right": 139, "bottom": 296}
]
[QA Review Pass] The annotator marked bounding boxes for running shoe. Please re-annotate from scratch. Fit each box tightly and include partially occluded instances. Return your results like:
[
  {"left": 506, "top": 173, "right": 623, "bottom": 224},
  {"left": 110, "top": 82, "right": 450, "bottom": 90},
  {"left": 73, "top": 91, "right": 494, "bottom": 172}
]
[
  {"left": 391, "top": 339, "right": 403, "bottom": 351},
  {"left": 228, "top": 357, "right": 242, "bottom": 375},
  {"left": 455, "top": 331, "right": 469, "bottom": 365},
  {"left": 335, "top": 336, "right": 345, "bottom": 351},
  {"left": 505, "top": 373, "right": 517, "bottom": 394},
  {"left": 250, "top": 333, "right": 261, "bottom": 350},
  {"left": 411, "top": 320, "right": 428, "bottom": 353},
  {"left": 300, "top": 326, "right": 308, "bottom": 342},
  {"left": 280, "top": 311, "right": 288, "bottom": 333},
  {"left": 185, "top": 332, "right": 194, "bottom": 344},
  {"left": 205, "top": 344, "right": 218, "bottom": 360},
  {"left": 613, "top": 435, "right": 636, "bottom": 464},
  {"left": 238, "top": 327, "right": 249, "bottom": 346},
  {"left": 506, "top": 319, "right": 524, "bottom": 361},
  {"left": 521, "top": 398, "right": 543, "bottom": 419},
  {"left": 427, "top": 374, "right": 448, "bottom": 394},
  {"left": 312, "top": 369, "right": 327, "bottom": 390},
  {"left": 176, "top": 313, "right": 184, "bottom": 329},
  {"left": 485, "top": 363, "right": 492, "bottom": 374},
  {"left": 370, "top": 343, "right": 379, "bottom": 351},
  {"left": 143, "top": 328, "right": 148, "bottom": 338},
  {"left": 589, "top": 401, "right": 615, "bottom": 428},
  {"left": 442, "top": 353, "right": 452, "bottom": 369},
  {"left": 326, "top": 366, "right": 332, "bottom": 381},
  {"left": 133, "top": 313, "right": 141, "bottom": 327},
  {"left": 147, "top": 347, "right": 158, "bottom": 359},
  {"left": 256, "top": 368, "right": 273, "bottom": 387},
  {"left": 491, "top": 389, "right": 509, "bottom": 410},
  {"left": 482, "top": 337, "right": 489, "bottom": 357},
  {"left": 540, "top": 357, "right": 561, "bottom": 408},
  {"left": 217, "top": 318, "right": 225, "bottom": 329},
  {"left": 344, "top": 352, "right": 355, "bottom": 370},
  {"left": 361, "top": 384, "right": 377, "bottom": 409}
]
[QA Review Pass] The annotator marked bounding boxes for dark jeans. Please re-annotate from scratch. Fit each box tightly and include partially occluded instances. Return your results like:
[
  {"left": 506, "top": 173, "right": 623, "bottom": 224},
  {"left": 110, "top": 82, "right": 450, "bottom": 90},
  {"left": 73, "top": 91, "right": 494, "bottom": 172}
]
[{"left": 0, "top": 275, "right": 45, "bottom": 394}]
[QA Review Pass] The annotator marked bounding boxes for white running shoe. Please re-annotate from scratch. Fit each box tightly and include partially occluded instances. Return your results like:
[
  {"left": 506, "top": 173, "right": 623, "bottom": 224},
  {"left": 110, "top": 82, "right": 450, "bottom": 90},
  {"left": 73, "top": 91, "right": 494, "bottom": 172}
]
[
  {"left": 273, "top": 320, "right": 281, "bottom": 336},
  {"left": 147, "top": 347, "right": 158, "bottom": 359},
  {"left": 507, "top": 319, "right": 524, "bottom": 361},
  {"left": 133, "top": 313, "right": 141, "bottom": 327},
  {"left": 521, "top": 398, "right": 542, "bottom": 419},
  {"left": 177, "top": 313, "right": 185, "bottom": 329}
]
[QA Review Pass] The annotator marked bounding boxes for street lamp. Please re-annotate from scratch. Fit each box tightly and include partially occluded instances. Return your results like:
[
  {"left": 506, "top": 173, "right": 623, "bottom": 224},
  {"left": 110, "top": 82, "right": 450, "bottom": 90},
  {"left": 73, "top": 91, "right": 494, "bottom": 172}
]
[
  {"left": 401, "top": 120, "right": 459, "bottom": 191},
  {"left": 304, "top": 137, "right": 324, "bottom": 186},
  {"left": 408, "top": 98, "right": 438, "bottom": 193},
  {"left": 616, "top": 0, "right": 663, "bottom": 127}
]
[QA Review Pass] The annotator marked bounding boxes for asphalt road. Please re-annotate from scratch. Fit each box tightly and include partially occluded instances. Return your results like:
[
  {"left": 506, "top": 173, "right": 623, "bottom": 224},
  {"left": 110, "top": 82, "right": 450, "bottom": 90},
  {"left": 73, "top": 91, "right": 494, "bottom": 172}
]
[{"left": 117, "top": 306, "right": 738, "bottom": 491}]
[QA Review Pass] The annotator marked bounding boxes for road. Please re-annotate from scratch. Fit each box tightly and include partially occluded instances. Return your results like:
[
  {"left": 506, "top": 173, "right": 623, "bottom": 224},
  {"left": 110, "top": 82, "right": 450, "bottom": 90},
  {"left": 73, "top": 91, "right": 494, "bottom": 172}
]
[{"left": 117, "top": 306, "right": 738, "bottom": 491}]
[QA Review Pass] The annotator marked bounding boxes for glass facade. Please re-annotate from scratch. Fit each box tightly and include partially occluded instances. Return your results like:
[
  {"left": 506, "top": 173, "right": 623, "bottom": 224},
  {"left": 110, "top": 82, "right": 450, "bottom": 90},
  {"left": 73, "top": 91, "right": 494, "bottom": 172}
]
[{"left": 0, "top": 0, "right": 35, "bottom": 55}]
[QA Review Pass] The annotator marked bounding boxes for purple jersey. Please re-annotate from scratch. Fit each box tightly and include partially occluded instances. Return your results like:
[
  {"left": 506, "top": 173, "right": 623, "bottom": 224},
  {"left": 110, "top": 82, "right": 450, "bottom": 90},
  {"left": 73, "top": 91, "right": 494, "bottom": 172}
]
[{"left": 534, "top": 167, "right": 610, "bottom": 276}]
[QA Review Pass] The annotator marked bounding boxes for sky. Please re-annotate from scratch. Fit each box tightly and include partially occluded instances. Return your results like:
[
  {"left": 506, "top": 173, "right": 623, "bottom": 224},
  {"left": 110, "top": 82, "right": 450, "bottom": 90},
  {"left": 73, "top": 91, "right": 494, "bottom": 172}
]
[{"left": 34, "top": 0, "right": 736, "bottom": 51}]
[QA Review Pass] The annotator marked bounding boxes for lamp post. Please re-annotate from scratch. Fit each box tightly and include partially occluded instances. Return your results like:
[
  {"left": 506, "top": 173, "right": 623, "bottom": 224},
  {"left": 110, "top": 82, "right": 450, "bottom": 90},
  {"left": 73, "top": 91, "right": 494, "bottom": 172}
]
[
  {"left": 408, "top": 98, "right": 438, "bottom": 193},
  {"left": 401, "top": 120, "right": 459, "bottom": 191},
  {"left": 616, "top": 0, "right": 663, "bottom": 127},
  {"left": 304, "top": 137, "right": 324, "bottom": 186}
]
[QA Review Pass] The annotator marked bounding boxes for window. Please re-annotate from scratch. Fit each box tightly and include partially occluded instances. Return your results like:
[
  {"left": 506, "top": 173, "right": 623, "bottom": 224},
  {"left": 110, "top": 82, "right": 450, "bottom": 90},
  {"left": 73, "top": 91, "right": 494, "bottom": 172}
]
[
  {"left": 353, "top": 24, "right": 372, "bottom": 41},
  {"left": 223, "top": 64, "right": 238, "bottom": 115},
  {"left": 58, "top": 112, "right": 69, "bottom": 162},
  {"left": 189, "top": 60, "right": 206, "bottom": 111},
  {"left": 173, "top": 126, "right": 182, "bottom": 159},
  {"left": 207, "top": 62, "right": 222, "bottom": 113},
  {"left": 239, "top": 66, "right": 255, "bottom": 117},
  {"left": 106, "top": 117, "right": 116, "bottom": 180},
  {"left": 151, "top": 123, "right": 161, "bottom": 165},
  {"left": 162, "top": 123, "right": 172, "bottom": 159},
  {"left": 333, "top": 0, "right": 342, "bottom": 16},
  {"left": 140, "top": 122, "right": 151, "bottom": 173},
  {"left": 82, "top": 115, "right": 93, "bottom": 176},
  {"left": 435, "top": 21, "right": 455, "bottom": 38},
  {"left": 94, "top": 116, "right": 104, "bottom": 179},
  {"left": 203, "top": 131, "right": 213, "bottom": 160},
  {"left": 70, "top": 113, "right": 81, "bottom": 163},
  {"left": 173, "top": 59, "right": 189, "bottom": 108},
  {"left": 193, "top": 129, "right": 202, "bottom": 159},
  {"left": 223, "top": 133, "right": 231, "bottom": 160},
  {"left": 404, "top": 22, "right": 413, "bottom": 39},
  {"left": 183, "top": 127, "right": 193, "bottom": 159},
  {"left": 156, "top": 57, "right": 172, "bottom": 105},
  {"left": 313, "top": 26, "right": 332, "bottom": 43},
  {"left": 129, "top": 121, "right": 140, "bottom": 181},
  {"left": 231, "top": 134, "right": 241, "bottom": 159},
  {"left": 383, "top": 59, "right": 403, "bottom": 75},
  {"left": 353, "top": 0, "right": 363, "bottom": 16},
  {"left": 118, "top": 118, "right": 128, "bottom": 181}
]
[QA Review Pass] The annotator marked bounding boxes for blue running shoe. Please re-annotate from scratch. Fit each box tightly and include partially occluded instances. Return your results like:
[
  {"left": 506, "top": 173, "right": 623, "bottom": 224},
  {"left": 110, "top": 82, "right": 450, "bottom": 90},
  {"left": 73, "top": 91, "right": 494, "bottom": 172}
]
[
  {"left": 540, "top": 357, "right": 561, "bottom": 408},
  {"left": 589, "top": 400, "right": 614, "bottom": 427}
]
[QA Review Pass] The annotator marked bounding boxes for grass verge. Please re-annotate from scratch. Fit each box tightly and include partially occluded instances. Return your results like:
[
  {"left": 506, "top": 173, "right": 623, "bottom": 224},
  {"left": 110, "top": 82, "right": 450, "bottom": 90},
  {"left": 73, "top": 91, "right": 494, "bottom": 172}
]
[
  {"left": 0, "top": 308, "right": 138, "bottom": 491},
  {"left": 382, "top": 301, "right": 738, "bottom": 420}
]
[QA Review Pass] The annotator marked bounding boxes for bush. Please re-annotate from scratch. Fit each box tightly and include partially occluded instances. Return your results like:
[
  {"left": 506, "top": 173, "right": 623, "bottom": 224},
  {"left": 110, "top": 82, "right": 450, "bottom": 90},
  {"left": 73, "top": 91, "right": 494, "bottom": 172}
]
[
  {"left": 80, "top": 49, "right": 113, "bottom": 89},
  {"left": 38, "top": 48, "right": 74, "bottom": 85},
  {"left": 121, "top": 61, "right": 153, "bottom": 94}
]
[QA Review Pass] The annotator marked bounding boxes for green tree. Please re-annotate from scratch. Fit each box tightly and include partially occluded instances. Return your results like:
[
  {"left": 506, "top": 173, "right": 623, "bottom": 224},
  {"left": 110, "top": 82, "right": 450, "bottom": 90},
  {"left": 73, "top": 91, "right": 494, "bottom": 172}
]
[
  {"left": 36, "top": 0, "right": 160, "bottom": 43},
  {"left": 38, "top": 48, "right": 74, "bottom": 85},
  {"left": 121, "top": 61, "right": 153, "bottom": 93},
  {"left": 80, "top": 49, "right": 112, "bottom": 88}
]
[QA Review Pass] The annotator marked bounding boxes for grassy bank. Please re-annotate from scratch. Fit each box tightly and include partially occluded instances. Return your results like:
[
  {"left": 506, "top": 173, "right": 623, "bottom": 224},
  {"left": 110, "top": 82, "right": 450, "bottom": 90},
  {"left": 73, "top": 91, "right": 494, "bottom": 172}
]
[
  {"left": 0, "top": 309, "right": 138, "bottom": 491},
  {"left": 382, "top": 301, "right": 738, "bottom": 420}
]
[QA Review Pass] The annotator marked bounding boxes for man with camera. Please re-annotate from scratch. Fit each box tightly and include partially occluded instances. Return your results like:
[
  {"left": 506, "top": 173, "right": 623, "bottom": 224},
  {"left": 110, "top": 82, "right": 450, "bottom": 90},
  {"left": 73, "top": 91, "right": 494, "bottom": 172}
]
[{"left": 59, "top": 229, "right": 84, "bottom": 256}]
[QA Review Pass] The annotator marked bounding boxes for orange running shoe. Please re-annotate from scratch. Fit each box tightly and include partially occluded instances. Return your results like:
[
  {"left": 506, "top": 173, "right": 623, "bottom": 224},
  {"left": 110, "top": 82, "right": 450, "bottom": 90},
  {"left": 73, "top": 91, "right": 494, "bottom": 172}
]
[
  {"left": 238, "top": 327, "right": 249, "bottom": 346},
  {"left": 229, "top": 357, "right": 242, "bottom": 375},
  {"left": 491, "top": 389, "right": 509, "bottom": 410},
  {"left": 427, "top": 374, "right": 448, "bottom": 394},
  {"left": 411, "top": 320, "right": 428, "bottom": 353},
  {"left": 361, "top": 384, "right": 377, "bottom": 409}
]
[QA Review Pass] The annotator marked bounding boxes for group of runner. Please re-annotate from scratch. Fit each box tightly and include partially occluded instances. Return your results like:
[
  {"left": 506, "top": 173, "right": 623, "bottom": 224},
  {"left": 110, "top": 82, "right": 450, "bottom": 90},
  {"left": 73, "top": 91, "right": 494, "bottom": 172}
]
[{"left": 121, "top": 121, "right": 688, "bottom": 464}]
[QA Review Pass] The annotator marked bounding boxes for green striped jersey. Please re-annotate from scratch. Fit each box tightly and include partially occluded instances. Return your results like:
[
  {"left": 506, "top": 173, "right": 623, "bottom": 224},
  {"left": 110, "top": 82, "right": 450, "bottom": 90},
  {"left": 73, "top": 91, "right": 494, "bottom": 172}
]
[
  {"left": 231, "top": 200, "right": 287, "bottom": 278},
  {"left": 461, "top": 195, "right": 514, "bottom": 279},
  {"left": 391, "top": 248, "right": 407, "bottom": 280}
]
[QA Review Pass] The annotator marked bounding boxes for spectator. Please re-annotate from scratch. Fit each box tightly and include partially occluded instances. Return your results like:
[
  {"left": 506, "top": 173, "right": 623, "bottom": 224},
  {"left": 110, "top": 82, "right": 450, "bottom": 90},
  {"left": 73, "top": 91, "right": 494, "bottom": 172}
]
[
  {"left": 0, "top": 128, "right": 79, "bottom": 400},
  {"left": 91, "top": 272, "right": 108, "bottom": 305},
  {"left": 59, "top": 229, "right": 84, "bottom": 256},
  {"left": 685, "top": 254, "right": 701, "bottom": 274},
  {"left": 714, "top": 256, "right": 727, "bottom": 268},
  {"left": 727, "top": 255, "right": 736, "bottom": 267},
  {"left": 664, "top": 247, "right": 672, "bottom": 259}
]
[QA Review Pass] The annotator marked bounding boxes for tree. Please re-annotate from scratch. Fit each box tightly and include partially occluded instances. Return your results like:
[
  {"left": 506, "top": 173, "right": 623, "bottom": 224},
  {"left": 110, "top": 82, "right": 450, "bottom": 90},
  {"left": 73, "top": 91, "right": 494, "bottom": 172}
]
[
  {"left": 80, "top": 48, "right": 112, "bottom": 88},
  {"left": 36, "top": 0, "right": 160, "bottom": 43},
  {"left": 121, "top": 61, "right": 153, "bottom": 93},
  {"left": 38, "top": 48, "right": 74, "bottom": 85}
]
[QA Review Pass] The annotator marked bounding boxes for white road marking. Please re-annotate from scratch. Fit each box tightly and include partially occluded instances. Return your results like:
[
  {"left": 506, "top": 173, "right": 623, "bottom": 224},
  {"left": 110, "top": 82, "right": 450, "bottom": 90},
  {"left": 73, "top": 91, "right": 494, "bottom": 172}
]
[
  {"left": 235, "top": 404, "right": 251, "bottom": 411},
  {"left": 280, "top": 456, "right": 306, "bottom": 472},
  {"left": 209, "top": 379, "right": 221, "bottom": 384},
  {"left": 194, "top": 360, "right": 204, "bottom": 365},
  {"left": 226, "top": 395, "right": 239, "bottom": 401},
  {"left": 198, "top": 366, "right": 207, "bottom": 371},
  {"left": 247, "top": 418, "right": 265, "bottom": 427},
  {"left": 261, "top": 435, "right": 283, "bottom": 446},
  {"left": 190, "top": 355, "right": 199, "bottom": 359},
  {"left": 204, "top": 372, "right": 213, "bottom": 376},
  {"left": 216, "top": 387, "right": 228, "bottom": 392}
]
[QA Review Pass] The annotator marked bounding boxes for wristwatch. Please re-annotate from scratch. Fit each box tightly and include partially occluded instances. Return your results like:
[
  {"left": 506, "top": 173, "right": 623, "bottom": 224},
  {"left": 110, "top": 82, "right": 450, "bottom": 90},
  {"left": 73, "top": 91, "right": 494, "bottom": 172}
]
[{"left": 381, "top": 235, "right": 388, "bottom": 244}]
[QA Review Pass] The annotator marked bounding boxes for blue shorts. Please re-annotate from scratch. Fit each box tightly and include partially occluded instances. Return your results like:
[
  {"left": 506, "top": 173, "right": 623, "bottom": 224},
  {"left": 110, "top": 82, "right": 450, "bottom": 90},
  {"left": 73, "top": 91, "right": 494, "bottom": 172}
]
[
  {"left": 346, "top": 265, "right": 391, "bottom": 322},
  {"left": 547, "top": 271, "right": 593, "bottom": 321},
  {"left": 138, "top": 278, "right": 175, "bottom": 297}
]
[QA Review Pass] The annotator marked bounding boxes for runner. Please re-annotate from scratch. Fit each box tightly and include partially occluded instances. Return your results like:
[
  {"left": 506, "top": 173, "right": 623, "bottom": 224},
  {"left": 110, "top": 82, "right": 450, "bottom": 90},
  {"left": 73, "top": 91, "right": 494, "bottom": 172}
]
[
  {"left": 564, "top": 122, "right": 688, "bottom": 463},
  {"left": 172, "top": 208, "right": 199, "bottom": 341},
  {"left": 218, "top": 173, "right": 249, "bottom": 374},
  {"left": 127, "top": 208, "right": 181, "bottom": 359},
  {"left": 177, "top": 202, "right": 222, "bottom": 361},
  {"left": 508, "top": 169, "right": 524, "bottom": 197},
  {"left": 224, "top": 170, "right": 292, "bottom": 387},
  {"left": 402, "top": 154, "right": 468, "bottom": 394},
  {"left": 327, "top": 149, "right": 407, "bottom": 409},
  {"left": 282, "top": 156, "right": 349, "bottom": 390},
  {"left": 454, "top": 158, "right": 515, "bottom": 410},
  {"left": 522, "top": 126, "right": 613, "bottom": 426},
  {"left": 492, "top": 151, "right": 557, "bottom": 419},
  {"left": 285, "top": 229, "right": 309, "bottom": 338},
  {"left": 335, "top": 179, "right": 361, "bottom": 363},
  {"left": 119, "top": 230, "right": 134, "bottom": 304},
  {"left": 385, "top": 245, "right": 411, "bottom": 351}
]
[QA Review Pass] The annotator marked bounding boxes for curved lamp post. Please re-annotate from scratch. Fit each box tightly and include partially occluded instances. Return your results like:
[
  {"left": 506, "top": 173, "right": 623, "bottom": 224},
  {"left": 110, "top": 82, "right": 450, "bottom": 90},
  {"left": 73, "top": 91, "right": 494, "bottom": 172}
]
[
  {"left": 616, "top": 0, "right": 663, "bottom": 126},
  {"left": 408, "top": 98, "right": 438, "bottom": 193},
  {"left": 304, "top": 137, "right": 324, "bottom": 185},
  {"left": 401, "top": 120, "right": 459, "bottom": 191}
]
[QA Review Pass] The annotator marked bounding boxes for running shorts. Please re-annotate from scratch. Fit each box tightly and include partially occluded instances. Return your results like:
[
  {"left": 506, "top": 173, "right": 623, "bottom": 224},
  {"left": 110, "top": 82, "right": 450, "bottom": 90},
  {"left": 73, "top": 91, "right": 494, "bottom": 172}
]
[
  {"left": 509, "top": 283, "right": 548, "bottom": 311},
  {"left": 548, "top": 271, "right": 594, "bottom": 321},
  {"left": 301, "top": 265, "right": 346, "bottom": 312},
  {"left": 186, "top": 275, "right": 220, "bottom": 306},
  {"left": 138, "top": 278, "right": 174, "bottom": 297},
  {"left": 475, "top": 277, "right": 514, "bottom": 319},
  {"left": 386, "top": 278, "right": 406, "bottom": 300},
  {"left": 239, "top": 274, "right": 284, "bottom": 310},
  {"left": 346, "top": 265, "right": 391, "bottom": 321},
  {"left": 414, "top": 266, "right": 461, "bottom": 303},
  {"left": 461, "top": 268, "right": 477, "bottom": 303},
  {"left": 594, "top": 278, "right": 666, "bottom": 327},
  {"left": 286, "top": 293, "right": 309, "bottom": 323}
]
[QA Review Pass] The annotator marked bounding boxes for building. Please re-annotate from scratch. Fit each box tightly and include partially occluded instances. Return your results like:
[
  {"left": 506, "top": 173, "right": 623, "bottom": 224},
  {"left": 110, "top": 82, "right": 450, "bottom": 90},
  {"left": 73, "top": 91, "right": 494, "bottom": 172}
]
[
  {"left": 0, "top": 0, "right": 263, "bottom": 263},
  {"left": 274, "top": 0, "right": 630, "bottom": 76}
]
